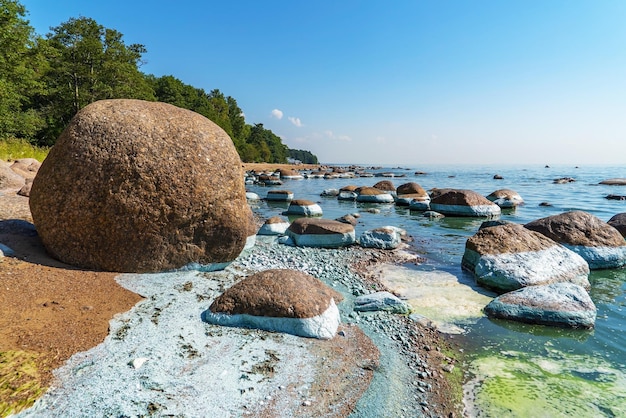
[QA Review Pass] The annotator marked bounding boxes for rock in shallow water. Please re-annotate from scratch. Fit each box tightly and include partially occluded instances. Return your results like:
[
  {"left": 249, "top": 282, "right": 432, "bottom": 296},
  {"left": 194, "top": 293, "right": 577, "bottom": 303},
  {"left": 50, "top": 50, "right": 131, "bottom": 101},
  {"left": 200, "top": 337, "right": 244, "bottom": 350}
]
[
  {"left": 484, "top": 282, "right": 596, "bottom": 329},
  {"left": 462, "top": 223, "right": 590, "bottom": 293},
  {"left": 525, "top": 210, "right": 626, "bottom": 269}
]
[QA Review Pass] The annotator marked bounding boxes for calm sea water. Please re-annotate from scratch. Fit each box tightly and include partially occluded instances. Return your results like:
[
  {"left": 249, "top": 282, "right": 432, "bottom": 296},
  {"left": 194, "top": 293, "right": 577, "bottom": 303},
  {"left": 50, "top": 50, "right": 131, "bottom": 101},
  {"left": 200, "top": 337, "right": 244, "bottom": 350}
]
[{"left": 246, "top": 164, "right": 626, "bottom": 418}]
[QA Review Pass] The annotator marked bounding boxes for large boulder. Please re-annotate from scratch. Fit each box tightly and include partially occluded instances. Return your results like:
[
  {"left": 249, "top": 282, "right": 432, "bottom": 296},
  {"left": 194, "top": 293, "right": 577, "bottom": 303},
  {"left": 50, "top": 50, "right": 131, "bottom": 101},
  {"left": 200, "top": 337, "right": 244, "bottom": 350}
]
[
  {"left": 202, "top": 269, "right": 343, "bottom": 339},
  {"left": 462, "top": 223, "right": 590, "bottom": 293},
  {"left": 266, "top": 190, "right": 294, "bottom": 201},
  {"left": 484, "top": 283, "right": 596, "bottom": 329},
  {"left": 277, "top": 168, "right": 304, "bottom": 180},
  {"left": 430, "top": 189, "right": 501, "bottom": 217},
  {"left": 525, "top": 211, "right": 626, "bottom": 269},
  {"left": 29, "top": 99, "right": 252, "bottom": 273},
  {"left": 286, "top": 218, "right": 355, "bottom": 248}
]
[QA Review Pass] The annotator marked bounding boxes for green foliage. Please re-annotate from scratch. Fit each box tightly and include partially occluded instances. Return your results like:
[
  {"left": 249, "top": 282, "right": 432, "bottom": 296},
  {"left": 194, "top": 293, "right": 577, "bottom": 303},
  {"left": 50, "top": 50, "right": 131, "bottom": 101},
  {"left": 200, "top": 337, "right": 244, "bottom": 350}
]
[
  {"left": 0, "top": 137, "right": 48, "bottom": 161},
  {"left": 0, "top": 0, "right": 46, "bottom": 139},
  {"left": 288, "top": 148, "right": 319, "bottom": 164},
  {"left": 37, "top": 16, "right": 154, "bottom": 145},
  {"left": 0, "top": 1, "right": 318, "bottom": 165}
]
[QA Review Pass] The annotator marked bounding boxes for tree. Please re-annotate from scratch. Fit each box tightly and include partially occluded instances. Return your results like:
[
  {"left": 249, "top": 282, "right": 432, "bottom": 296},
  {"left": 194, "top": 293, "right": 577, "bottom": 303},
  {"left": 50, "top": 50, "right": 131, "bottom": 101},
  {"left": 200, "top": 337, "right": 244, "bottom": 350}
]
[
  {"left": 37, "top": 16, "right": 154, "bottom": 145},
  {"left": 0, "top": 0, "right": 46, "bottom": 139}
]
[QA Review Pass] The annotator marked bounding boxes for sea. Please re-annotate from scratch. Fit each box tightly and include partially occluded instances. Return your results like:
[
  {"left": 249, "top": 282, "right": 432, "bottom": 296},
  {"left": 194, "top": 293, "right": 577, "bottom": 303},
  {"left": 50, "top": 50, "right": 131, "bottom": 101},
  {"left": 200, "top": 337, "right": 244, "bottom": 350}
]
[{"left": 245, "top": 164, "right": 626, "bottom": 418}]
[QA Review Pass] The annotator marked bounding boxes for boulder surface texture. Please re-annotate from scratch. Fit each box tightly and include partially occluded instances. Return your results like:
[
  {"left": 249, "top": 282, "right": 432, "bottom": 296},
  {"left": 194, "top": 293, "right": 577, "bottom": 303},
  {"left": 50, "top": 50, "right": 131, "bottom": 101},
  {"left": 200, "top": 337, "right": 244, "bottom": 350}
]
[
  {"left": 430, "top": 189, "right": 501, "bottom": 217},
  {"left": 30, "top": 99, "right": 252, "bottom": 273}
]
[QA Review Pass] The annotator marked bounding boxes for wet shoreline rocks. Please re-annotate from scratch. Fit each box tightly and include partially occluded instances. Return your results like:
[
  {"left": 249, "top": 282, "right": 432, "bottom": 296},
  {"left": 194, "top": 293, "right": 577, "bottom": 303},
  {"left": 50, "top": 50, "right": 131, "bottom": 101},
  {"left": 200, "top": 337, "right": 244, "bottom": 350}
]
[
  {"left": 484, "top": 282, "right": 596, "bottom": 329},
  {"left": 525, "top": 210, "right": 626, "bottom": 269},
  {"left": 462, "top": 223, "right": 590, "bottom": 293},
  {"left": 286, "top": 217, "right": 356, "bottom": 248}
]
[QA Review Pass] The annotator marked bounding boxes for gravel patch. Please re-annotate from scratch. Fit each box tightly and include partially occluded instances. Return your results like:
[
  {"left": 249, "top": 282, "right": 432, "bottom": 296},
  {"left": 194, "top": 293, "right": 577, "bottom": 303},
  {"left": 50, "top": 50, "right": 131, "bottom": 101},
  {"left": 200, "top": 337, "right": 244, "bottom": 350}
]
[{"left": 14, "top": 237, "right": 460, "bottom": 417}]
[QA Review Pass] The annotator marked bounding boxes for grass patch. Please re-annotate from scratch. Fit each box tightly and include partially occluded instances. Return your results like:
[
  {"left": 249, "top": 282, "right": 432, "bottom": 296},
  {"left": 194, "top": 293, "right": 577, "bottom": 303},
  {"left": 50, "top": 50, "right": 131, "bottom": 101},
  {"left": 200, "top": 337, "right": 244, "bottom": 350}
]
[
  {"left": 0, "top": 351, "right": 47, "bottom": 417},
  {"left": 0, "top": 138, "right": 49, "bottom": 162}
]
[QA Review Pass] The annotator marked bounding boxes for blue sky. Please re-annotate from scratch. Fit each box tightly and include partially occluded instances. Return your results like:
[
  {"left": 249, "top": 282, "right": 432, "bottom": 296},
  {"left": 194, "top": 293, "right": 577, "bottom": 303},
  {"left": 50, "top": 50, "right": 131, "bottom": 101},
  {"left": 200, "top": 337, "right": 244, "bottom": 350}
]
[{"left": 20, "top": 0, "right": 626, "bottom": 165}]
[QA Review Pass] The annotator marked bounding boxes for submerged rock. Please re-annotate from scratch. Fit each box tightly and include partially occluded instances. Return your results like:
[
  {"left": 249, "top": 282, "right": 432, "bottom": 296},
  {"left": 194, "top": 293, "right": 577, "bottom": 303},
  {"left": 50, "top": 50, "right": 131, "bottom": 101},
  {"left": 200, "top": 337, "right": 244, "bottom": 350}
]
[
  {"left": 430, "top": 189, "right": 501, "bottom": 217},
  {"left": 29, "top": 99, "right": 252, "bottom": 273},
  {"left": 525, "top": 210, "right": 626, "bottom": 269},
  {"left": 484, "top": 282, "right": 596, "bottom": 329},
  {"left": 203, "top": 269, "right": 343, "bottom": 339},
  {"left": 462, "top": 223, "right": 590, "bottom": 293}
]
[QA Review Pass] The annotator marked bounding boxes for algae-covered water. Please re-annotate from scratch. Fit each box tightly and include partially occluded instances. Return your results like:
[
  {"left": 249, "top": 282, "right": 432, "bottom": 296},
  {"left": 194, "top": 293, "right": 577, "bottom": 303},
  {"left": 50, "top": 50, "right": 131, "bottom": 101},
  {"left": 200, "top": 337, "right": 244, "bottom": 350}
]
[{"left": 247, "top": 163, "right": 626, "bottom": 417}]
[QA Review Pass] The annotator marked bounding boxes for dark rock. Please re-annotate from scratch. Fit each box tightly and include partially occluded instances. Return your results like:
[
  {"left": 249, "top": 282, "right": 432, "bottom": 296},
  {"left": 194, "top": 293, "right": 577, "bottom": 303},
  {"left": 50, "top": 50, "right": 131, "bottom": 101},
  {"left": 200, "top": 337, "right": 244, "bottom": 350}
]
[
  {"left": 486, "top": 189, "right": 524, "bottom": 208},
  {"left": 608, "top": 213, "right": 626, "bottom": 238},
  {"left": 599, "top": 178, "right": 626, "bottom": 185}
]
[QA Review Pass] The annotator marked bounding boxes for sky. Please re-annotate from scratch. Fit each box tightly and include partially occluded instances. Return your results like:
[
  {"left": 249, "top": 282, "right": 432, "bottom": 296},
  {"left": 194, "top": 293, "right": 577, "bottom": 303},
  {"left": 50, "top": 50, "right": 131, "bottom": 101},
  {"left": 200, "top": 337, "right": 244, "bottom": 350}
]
[{"left": 19, "top": 0, "right": 626, "bottom": 166}]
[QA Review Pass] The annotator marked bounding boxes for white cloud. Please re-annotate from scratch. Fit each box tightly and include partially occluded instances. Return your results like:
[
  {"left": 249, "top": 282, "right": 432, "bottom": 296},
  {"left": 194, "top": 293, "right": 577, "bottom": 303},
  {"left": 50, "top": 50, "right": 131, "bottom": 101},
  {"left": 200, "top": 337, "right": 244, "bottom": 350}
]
[
  {"left": 271, "top": 109, "right": 283, "bottom": 119},
  {"left": 288, "top": 116, "right": 303, "bottom": 127},
  {"left": 323, "top": 130, "right": 352, "bottom": 142}
]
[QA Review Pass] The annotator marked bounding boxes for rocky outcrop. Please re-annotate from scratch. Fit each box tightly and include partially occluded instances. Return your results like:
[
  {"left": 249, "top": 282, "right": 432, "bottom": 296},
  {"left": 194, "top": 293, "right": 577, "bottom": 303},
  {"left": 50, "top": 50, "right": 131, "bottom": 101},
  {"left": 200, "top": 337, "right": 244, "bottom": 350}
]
[
  {"left": 608, "top": 213, "right": 626, "bottom": 238},
  {"left": 29, "top": 99, "right": 252, "bottom": 273},
  {"left": 486, "top": 189, "right": 524, "bottom": 208},
  {"left": 202, "top": 269, "right": 343, "bottom": 339},
  {"left": 430, "top": 189, "right": 501, "bottom": 217},
  {"left": 286, "top": 218, "right": 356, "bottom": 248},
  {"left": 284, "top": 199, "right": 323, "bottom": 216},
  {"left": 359, "top": 227, "right": 402, "bottom": 249},
  {"left": 462, "top": 223, "right": 590, "bottom": 293},
  {"left": 258, "top": 216, "right": 290, "bottom": 236},
  {"left": 484, "top": 283, "right": 596, "bottom": 329},
  {"left": 355, "top": 186, "right": 395, "bottom": 203},
  {"left": 525, "top": 211, "right": 626, "bottom": 269}
]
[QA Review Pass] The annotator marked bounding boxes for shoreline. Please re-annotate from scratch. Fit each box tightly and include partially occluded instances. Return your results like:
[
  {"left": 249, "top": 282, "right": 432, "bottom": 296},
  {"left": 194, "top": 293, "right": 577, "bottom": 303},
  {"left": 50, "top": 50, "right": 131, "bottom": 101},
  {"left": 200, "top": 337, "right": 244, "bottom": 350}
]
[{"left": 0, "top": 182, "right": 462, "bottom": 417}]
